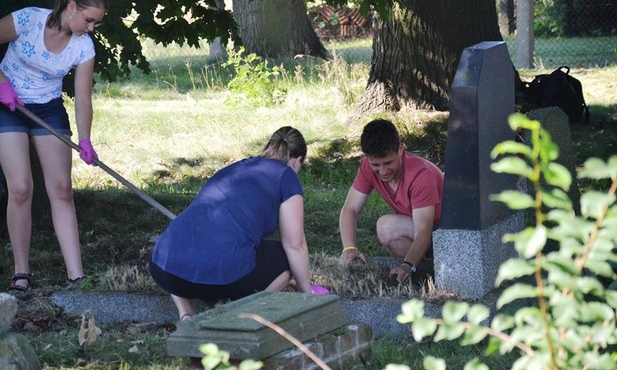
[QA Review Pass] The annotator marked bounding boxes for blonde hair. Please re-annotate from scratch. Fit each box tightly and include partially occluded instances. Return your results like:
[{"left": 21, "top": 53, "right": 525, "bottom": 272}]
[
  {"left": 261, "top": 126, "right": 307, "bottom": 163},
  {"left": 48, "top": 0, "right": 107, "bottom": 29}
]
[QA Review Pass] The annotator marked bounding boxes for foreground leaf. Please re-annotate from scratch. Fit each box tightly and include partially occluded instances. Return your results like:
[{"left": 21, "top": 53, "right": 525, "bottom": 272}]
[
  {"left": 497, "top": 284, "right": 538, "bottom": 308},
  {"left": 78, "top": 313, "right": 102, "bottom": 347}
]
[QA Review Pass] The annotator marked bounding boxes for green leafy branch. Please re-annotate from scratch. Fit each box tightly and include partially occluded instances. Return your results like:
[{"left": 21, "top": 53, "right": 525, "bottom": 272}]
[
  {"left": 396, "top": 113, "right": 617, "bottom": 370},
  {"left": 222, "top": 47, "right": 287, "bottom": 107}
]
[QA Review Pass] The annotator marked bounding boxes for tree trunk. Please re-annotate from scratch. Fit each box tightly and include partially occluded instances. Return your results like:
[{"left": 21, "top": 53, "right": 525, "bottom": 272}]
[
  {"left": 498, "top": 0, "right": 516, "bottom": 37},
  {"left": 355, "top": 0, "right": 503, "bottom": 115},
  {"left": 232, "top": 0, "right": 328, "bottom": 59}
]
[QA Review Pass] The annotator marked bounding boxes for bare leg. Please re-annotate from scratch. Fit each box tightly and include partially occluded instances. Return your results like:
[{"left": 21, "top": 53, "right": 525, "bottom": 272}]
[
  {"left": 0, "top": 133, "right": 34, "bottom": 288},
  {"left": 376, "top": 214, "right": 423, "bottom": 258},
  {"left": 32, "top": 135, "right": 84, "bottom": 281},
  {"left": 265, "top": 270, "right": 291, "bottom": 292},
  {"left": 171, "top": 294, "right": 197, "bottom": 320}
]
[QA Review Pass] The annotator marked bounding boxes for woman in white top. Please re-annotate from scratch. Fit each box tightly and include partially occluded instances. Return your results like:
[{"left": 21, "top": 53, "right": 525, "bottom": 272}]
[{"left": 0, "top": 0, "right": 106, "bottom": 291}]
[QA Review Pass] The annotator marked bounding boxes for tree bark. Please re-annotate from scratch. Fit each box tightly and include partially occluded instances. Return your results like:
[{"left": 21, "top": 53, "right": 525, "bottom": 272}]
[
  {"left": 498, "top": 0, "right": 516, "bottom": 37},
  {"left": 355, "top": 0, "right": 503, "bottom": 115},
  {"left": 232, "top": 0, "right": 328, "bottom": 59}
]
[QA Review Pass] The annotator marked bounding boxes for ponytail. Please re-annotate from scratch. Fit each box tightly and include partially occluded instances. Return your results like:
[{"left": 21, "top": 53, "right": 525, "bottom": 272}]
[
  {"left": 48, "top": 0, "right": 69, "bottom": 29},
  {"left": 261, "top": 127, "right": 307, "bottom": 163}
]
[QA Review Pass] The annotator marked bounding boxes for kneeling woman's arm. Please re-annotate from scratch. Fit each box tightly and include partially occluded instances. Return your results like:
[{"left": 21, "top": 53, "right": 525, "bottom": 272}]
[{"left": 279, "top": 194, "right": 312, "bottom": 294}]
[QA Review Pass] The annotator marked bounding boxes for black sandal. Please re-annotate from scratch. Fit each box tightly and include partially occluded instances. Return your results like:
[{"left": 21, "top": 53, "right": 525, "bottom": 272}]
[
  {"left": 8, "top": 273, "right": 32, "bottom": 291},
  {"left": 65, "top": 276, "right": 87, "bottom": 287}
]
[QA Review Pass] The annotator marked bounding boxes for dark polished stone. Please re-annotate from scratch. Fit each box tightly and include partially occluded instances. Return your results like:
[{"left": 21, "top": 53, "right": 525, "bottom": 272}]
[{"left": 441, "top": 41, "right": 516, "bottom": 230}]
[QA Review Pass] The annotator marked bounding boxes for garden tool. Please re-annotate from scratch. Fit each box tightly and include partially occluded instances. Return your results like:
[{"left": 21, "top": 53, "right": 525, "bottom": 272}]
[{"left": 15, "top": 104, "right": 176, "bottom": 220}]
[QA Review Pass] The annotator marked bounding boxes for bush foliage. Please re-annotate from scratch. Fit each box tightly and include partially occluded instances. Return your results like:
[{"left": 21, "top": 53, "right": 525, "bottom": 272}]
[{"left": 397, "top": 113, "right": 617, "bottom": 370}]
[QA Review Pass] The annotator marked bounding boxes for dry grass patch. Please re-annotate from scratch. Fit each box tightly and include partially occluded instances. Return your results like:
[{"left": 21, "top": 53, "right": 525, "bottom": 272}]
[
  {"left": 92, "top": 254, "right": 464, "bottom": 304},
  {"left": 309, "top": 254, "right": 464, "bottom": 304}
]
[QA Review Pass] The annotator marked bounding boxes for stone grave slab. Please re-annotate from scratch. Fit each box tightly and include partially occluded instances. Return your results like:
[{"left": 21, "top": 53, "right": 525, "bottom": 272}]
[
  {"left": 441, "top": 40, "right": 516, "bottom": 231},
  {"left": 167, "top": 291, "right": 350, "bottom": 360},
  {"left": 435, "top": 41, "right": 523, "bottom": 299}
]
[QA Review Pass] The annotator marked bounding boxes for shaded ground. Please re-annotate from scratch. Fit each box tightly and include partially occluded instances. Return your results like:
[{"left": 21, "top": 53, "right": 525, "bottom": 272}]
[{"left": 10, "top": 287, "right": 70, "bottom": 335}]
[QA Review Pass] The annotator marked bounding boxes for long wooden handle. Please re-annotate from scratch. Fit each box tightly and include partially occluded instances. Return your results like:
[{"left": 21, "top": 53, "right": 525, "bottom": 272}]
[{"left": 15, "top": 104, "right": 176, "bottom": 220}]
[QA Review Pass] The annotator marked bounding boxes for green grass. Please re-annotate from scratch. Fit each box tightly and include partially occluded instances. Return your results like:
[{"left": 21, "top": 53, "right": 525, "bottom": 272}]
[
  {"left": 505, "top": 35, "right": 617, "bottom": 68},
  {"left": 2, "top": 38, "right": 617, "bottom": 370}
]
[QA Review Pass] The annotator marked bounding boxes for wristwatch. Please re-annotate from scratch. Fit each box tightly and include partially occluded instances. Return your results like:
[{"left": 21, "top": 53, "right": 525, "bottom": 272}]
[{"left": 402, "top": 261, "right": 417, "bottom": 273}]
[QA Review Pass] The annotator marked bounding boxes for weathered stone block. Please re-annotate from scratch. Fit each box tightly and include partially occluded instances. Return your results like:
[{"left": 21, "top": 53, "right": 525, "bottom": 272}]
[
  {"left": 167, "top": 291, "right": 349, "bottom": 359},
  {"left": 0, "top": 293, "right": 18, "bottom": 334},
  {"left": 0, "top": 332, "right": 42, "bottom": 370},
  {"left": 434, "top": 211, "right": 522, "bottom": 299}
]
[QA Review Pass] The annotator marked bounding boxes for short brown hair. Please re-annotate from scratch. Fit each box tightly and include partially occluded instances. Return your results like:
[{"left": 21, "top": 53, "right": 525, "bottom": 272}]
[{"left": 360, "top": 119, "right": 400, "bottom": 157}]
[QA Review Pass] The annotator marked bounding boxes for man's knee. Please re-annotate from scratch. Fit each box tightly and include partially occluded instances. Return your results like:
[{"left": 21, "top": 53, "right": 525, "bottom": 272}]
[
  {"left": 375, "top": 215, "right": 394, "bottom": 244},
  {"left": 376, "top": 214, "right": 411, "bottom": 243}
]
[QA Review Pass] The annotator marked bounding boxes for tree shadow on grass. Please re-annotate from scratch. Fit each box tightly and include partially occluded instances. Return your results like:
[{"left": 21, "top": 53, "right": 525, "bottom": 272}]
[{"left": 0, "top": 116, "right": 449, "bottom": 291}]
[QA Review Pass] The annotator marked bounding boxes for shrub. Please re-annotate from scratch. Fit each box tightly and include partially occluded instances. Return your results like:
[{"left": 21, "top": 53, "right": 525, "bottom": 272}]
[
  {"left": 397, "top": 113, "right": 617, "bottom": 370},
  {"left": 222, "top": 47, "right": 286, "bottom": 107}
]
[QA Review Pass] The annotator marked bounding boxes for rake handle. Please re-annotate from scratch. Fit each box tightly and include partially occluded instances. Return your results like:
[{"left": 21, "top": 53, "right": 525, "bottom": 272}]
[{"left": 15, "top": 104, "right": 177, "bottom": 220}]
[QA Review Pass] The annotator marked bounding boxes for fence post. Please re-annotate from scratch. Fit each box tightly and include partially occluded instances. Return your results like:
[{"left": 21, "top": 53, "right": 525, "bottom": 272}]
[{"left": 516, "top": 0, "right": 534, "bottom": 69}]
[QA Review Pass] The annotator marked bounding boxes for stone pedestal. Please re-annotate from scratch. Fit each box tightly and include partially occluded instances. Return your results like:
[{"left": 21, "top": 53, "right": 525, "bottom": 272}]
[{"left": 434, "top": 212, "right": 522, "bottom": 299}]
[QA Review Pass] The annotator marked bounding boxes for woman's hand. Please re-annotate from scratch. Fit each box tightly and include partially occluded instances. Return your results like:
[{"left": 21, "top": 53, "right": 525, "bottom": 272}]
[
  {"left": 311, "top": 284, "right": 329, "bottom": 295},
  {"left": 0, "top": 81, "right": 23, "bottom": 111},
  {"left": 79, "top": 139, "right": 98, "bottom": 165}
]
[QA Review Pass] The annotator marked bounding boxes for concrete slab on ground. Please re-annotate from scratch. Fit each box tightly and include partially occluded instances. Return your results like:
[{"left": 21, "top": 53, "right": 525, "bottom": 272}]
[
  {"left": 51, "top": 290, "right": 417, "bottom": 337},
  {"left": 167, "top": 291, "right": 349, "bottom": 359}
]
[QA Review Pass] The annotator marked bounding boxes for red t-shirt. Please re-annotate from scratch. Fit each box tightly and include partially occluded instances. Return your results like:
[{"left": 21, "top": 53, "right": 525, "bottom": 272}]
[{"left": 352, "top": 151, "right": 444, "bottom": 225}]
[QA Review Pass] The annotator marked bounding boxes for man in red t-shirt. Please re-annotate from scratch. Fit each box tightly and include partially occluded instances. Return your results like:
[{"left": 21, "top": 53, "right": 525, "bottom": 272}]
[{"left": 339, "top": 119, "right": 444, "bottom": 284}]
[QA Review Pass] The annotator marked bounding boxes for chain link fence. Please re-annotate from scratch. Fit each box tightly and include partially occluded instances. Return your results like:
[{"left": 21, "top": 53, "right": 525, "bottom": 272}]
[
  {"left": 145, "top": 2, "right": 616, "bottom": 70},
  {"left": 308, "top": 1, "right": 617, "bottom": 69},
  {"left": 499, "top": 0, "right": 617, "bottom": 68}
]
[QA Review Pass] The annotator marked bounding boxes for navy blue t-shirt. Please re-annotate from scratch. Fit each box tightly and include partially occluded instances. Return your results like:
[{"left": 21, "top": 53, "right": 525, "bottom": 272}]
[{"left": 151, "top": 157, "right": 303, "bottom": 285}]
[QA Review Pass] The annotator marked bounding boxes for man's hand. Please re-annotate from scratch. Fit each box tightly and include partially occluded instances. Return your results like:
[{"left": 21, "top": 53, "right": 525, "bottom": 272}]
[
  {"left": 339, "top": 249, "right": 368, "bottom": 263},
  {"left": 390, "top": 263, "right": 413, "bottom": 284}
]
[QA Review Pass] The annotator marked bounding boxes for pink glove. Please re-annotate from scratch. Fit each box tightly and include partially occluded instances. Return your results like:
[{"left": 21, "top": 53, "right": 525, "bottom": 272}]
[
  {"left": 0, "top": 81, "right": 24, "bottom": 112},
  {"left": 311, "top": 284, "right": 329, "bottom": 295},
  {"left": 79, "top": 139, "right": 98, "bottom": 165}
]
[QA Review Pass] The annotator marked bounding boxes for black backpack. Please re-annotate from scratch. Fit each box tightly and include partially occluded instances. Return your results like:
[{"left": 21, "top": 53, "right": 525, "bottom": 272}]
[{"left": 521, "top": 66, "right": 590, "bottom": 124}]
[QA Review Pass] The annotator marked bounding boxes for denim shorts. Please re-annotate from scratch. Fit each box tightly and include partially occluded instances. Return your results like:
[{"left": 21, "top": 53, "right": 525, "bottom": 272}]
[{"left": 0, "top": 98, "right": 72, "bottom": 136}]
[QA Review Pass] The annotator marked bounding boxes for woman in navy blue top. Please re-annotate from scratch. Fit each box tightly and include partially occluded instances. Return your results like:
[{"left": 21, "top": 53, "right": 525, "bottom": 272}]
[{"left": 150, "top": 126, "right": 316, "bottom": 320}]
